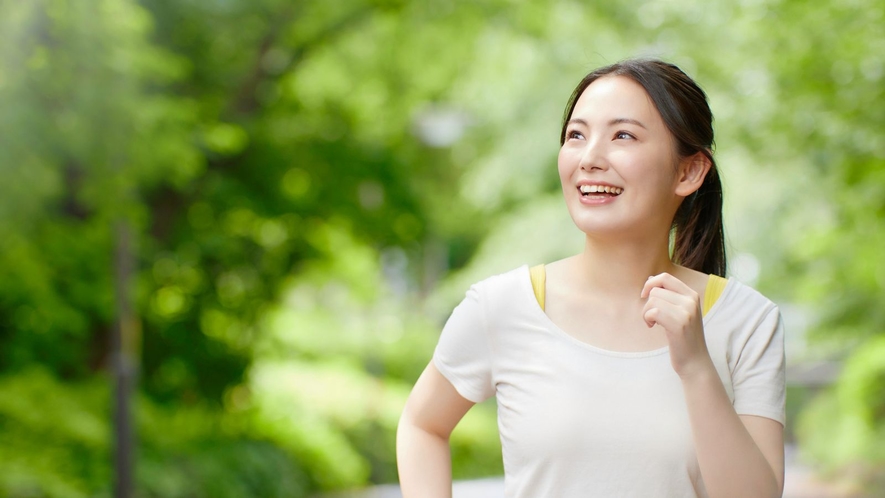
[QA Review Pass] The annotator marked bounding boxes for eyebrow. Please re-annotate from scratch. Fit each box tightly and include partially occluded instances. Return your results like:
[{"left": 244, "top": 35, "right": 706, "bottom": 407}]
[{"left": 567, "top": 117, "right": 647, "bottom": 129}]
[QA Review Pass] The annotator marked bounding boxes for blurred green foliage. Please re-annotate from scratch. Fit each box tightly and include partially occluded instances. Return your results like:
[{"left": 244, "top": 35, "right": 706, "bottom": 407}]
[
  {"left": 797, "top": 336, "right": 885, "bottom": 490},
  {"left": 0, "top": 0, "right": 883, "bottom": 495}
]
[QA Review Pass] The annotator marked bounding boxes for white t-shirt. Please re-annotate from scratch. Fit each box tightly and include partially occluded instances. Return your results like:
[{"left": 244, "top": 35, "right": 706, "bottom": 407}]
[{"left": 433, "top": 265, "right": 785, "bottom": 498}]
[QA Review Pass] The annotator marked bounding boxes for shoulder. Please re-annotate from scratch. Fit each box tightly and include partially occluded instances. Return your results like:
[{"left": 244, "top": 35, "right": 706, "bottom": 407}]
[
  {"left": 461, "top": 265, "right": 534, "bottom": 317},
  {"left": 469, "top": 265, "right": 531, "bottom": 295},
  {"left": 709, "top": 278, "right": 783, "bottom": 351},
  {"left": 717, "top": 278, "right": 779, "bottom": 317}
]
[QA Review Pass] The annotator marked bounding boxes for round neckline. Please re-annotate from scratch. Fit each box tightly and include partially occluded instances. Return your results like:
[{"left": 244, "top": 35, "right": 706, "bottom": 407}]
[{"left": 519, "top": 264, "right": 731, "bottom": 359}]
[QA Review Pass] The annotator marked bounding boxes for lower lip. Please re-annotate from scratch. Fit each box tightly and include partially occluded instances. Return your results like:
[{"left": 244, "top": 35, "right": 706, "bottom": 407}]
[{"left": 578, "top": 193, "right": 620, "bottom": 205}]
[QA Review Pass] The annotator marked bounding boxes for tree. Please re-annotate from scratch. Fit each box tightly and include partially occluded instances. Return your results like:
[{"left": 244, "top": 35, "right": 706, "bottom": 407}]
[{"left": 2, "top": 0, "right": 883, "bottom": 494}]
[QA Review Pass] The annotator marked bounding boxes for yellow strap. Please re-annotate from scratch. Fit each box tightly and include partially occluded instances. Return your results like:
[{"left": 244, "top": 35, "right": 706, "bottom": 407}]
[
  {"left": 703, "top": 274, "right": 728, "bottom": 316},
  {"left": 529, "top": 264, "right": 546, "bottom": 311},
  {"left": 532, "top": 264, "right": 725, "bottom": 316}
]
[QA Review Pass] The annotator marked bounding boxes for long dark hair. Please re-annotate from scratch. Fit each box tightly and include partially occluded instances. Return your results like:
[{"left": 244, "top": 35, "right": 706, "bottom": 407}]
[{"left": 559, "top": 59, "right": 726, "bottom": 277}]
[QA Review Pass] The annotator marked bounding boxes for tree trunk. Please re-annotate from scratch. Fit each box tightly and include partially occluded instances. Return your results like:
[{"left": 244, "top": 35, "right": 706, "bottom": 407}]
[{"left": 112, "top": 219, "right": 139, "bottom": 498}]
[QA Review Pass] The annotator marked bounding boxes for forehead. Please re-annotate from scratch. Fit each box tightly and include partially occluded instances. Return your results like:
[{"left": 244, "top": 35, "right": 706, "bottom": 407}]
[{"left": 571, "top": 75, "right": 663, "bottom": 126}]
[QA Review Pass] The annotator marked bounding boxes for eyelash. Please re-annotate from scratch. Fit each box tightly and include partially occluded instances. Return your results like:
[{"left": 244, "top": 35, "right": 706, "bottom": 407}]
[{"left": 566, "top": 130, "right": 635, "bottom": 141}]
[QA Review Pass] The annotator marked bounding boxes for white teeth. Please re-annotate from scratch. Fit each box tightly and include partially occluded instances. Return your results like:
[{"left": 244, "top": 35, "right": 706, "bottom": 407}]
[{"left": 579, "top": 185, "right": 622, "bottom": 195}]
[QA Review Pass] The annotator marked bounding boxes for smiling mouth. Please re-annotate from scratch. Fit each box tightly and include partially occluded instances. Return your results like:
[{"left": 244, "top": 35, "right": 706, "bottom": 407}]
[{"left": 579, "top": 185, "right": 623, "bottom": 196}]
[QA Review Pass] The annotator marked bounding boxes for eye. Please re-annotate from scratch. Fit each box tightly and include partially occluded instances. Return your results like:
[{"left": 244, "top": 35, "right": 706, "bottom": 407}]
[
  {"left": 567, "top": 129, "right": 585, "bottom": 140},
  {"left": 614, "top": 131, "right": 635, "bottom": 140}
]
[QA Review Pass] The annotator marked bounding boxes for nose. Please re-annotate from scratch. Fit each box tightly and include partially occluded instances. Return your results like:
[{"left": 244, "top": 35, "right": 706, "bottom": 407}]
[{"left": 578, "top": 137, "right": 608, "bottom": 172}]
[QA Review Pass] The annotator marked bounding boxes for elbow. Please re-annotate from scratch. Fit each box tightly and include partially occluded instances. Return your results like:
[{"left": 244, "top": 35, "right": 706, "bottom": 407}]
[{"left": 397, "top": 414, "right": 450, "bottom": 444}]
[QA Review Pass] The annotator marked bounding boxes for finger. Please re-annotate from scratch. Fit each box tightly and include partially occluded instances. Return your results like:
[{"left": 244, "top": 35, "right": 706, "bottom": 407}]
[
  {"left": 643, "top": 306, "right": 659, "bottom": 328},
  {"left": 656, "top": 307, "right": 692, "bottom": 333},
  {"left": 643, "top": 297, "right": 693, "bottom": 332},
  {"left": 642, "top": 296, "right": 697, "bottom": 332},
  {"left": 641, "top": 272, "right": 696, "bottom": 300},
  {"left": 646, "top": 286, "right": 697, "bottom": 309},
  {"left": 641, "top": 272, "right": 690, "bottom": 297}
]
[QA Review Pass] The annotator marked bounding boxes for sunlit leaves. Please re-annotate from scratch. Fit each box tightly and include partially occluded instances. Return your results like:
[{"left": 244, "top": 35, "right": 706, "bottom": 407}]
[{"left": 1, "top": 0, "right": 884, "bottom": 492}]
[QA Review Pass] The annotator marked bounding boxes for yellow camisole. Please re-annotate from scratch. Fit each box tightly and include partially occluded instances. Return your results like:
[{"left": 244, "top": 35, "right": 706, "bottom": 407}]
[{"left": 529, "top": 264, "right": 727, "bottom": 316}]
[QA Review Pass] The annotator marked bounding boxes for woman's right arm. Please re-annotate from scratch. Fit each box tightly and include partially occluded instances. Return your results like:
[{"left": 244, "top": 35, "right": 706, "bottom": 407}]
[{"left": 396, "top": 361, "right": 475, "bottom": 498}]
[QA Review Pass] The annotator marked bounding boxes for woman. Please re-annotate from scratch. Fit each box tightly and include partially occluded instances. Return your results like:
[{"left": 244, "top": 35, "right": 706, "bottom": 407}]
[{"left": 396, "top": 59, "right": 785, "bottom": 497}]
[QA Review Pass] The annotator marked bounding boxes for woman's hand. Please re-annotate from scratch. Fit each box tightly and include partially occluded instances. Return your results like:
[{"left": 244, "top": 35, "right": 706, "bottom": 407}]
[{"left": 640, "top": 272, "right": 713, "bottom": 379}]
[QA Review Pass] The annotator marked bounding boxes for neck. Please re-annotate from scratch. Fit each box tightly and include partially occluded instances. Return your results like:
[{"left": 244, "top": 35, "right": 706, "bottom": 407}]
[{"left": 573, "top": 231, "right": 677, "bottom": 298}]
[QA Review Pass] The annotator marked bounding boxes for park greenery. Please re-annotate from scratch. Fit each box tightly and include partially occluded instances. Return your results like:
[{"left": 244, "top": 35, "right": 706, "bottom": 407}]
[{"left": 0, "top": 0, "right": 883, "bottom": 495}]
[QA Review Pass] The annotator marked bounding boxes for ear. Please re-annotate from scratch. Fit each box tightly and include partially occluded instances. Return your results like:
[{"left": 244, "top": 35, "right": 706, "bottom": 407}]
[{"left": 674, "top": 151, "right": 712, "bottom": 197}]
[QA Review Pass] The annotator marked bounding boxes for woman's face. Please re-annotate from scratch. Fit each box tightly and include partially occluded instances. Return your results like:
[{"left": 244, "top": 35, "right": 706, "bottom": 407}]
[{"left": 558, "top": 75, "right": 688, "bottom": 239}]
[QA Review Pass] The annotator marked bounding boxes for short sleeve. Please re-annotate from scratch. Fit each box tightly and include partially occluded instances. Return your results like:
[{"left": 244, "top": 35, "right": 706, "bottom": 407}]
[
  {"left": 731, "top": 307, "right": 786, "bottom": 426},
  {"left": 432, "top": 284, "right": 495, "bottom": 403}
]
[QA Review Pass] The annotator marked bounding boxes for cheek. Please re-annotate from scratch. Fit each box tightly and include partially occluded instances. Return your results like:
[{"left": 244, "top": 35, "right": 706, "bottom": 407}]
[{"left": 557, "top": 147, "right": 573, "bottom": 179}]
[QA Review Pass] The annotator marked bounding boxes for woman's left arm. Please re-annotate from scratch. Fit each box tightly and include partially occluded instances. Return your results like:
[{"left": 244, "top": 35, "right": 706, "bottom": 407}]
[
  {"left": 680, "top": 364, "right": 784, "bottom": 497},
  {"left": 642, "top": 273, "right": 784, "bottom": 498}
]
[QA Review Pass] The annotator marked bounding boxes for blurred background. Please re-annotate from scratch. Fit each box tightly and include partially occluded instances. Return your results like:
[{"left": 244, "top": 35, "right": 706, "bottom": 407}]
[{"left": 0, "top": 0, "right": 883, "bottom": 496}]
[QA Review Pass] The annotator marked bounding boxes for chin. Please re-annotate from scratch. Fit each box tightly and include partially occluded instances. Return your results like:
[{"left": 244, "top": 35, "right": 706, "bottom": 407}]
[{"left": 567, "top": 216, "right": 624, "bottom": 237}]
